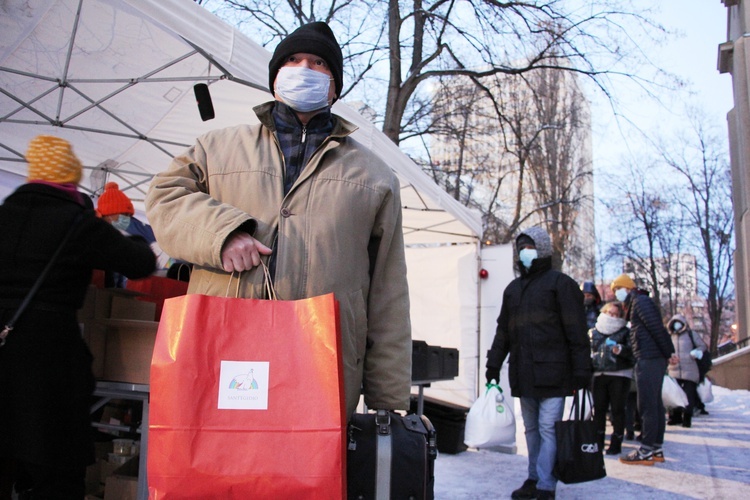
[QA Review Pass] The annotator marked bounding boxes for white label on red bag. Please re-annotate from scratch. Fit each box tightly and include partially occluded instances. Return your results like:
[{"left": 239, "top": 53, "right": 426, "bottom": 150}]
[{"left": 217, "top": 361, "right": 270, "bottom": 410}]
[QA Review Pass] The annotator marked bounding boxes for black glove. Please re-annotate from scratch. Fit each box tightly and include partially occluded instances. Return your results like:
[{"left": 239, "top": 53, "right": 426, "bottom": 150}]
[
  {"left": 573, "top": 374, "right": 591, "bottom": 391},
  {"left": 485, "top": 367, "right": 500, "bottom": 385}
]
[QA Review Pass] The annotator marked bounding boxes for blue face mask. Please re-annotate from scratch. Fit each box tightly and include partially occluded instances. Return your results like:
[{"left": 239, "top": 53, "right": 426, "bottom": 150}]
[
  {"left": 672, "top": 321, "right": 683, "bottom": 332},
  {"left": 112, "top": 214, "right": 131, "bottom": 232},
  {"left": 519, "top": 248, "right": 537, "bottom": 268},
  {"left": 275, "top": 66, "right": 332, "bottom": 112}
]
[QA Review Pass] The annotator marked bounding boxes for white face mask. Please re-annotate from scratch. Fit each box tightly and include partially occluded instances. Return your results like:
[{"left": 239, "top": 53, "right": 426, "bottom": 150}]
[
  {"left": 672, "top": 321, "right": 683, "bottom": 332},
  {"left": 275, "top": 66, "right": 331, "bottom": 112},
  {"left": 614, "top": 288, "right": 629, "bottom": 302},
  {"left": 519, "top": 248, "right": 538, "bottom": 268},
  {"left": 112, "top": 214, "right": 131, "bottom": 232}
]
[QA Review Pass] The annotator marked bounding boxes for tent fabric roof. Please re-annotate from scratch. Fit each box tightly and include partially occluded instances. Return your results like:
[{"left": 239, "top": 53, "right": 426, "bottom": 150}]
[{"left": 0, "top": 0, "right": 482, "bottom": 245}]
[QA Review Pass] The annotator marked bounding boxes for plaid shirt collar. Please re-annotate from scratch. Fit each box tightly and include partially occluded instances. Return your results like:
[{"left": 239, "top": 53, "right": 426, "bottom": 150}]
[{"left": 272, "top": 102, "right": 335, "bottom": 194}]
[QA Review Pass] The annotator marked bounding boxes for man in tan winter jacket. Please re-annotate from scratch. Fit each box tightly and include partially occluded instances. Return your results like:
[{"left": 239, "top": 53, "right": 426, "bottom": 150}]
[{"left": 145, "top": 22, "right": 411, "bottom": 418}]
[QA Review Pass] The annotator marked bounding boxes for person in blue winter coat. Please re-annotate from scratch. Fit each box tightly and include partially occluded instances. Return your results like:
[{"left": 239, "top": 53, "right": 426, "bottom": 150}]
[
  {"left": 581, "top": 281, "right": 603, "bottom": 330},
  {"left": 486, "top": 226, "right": 591, "bottom": 500},
  {"left": 590, "top": 301, "right": 634, "bottom": 455},
  {"left": 611, "top": 274, "right": 676, "bottom": 466},
  {"left": 666, "top": 314, "right": 707, "bottom": 428}
]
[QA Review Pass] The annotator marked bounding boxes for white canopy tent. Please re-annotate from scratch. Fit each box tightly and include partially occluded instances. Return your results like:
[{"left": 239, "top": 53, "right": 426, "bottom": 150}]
[
  {"left": 0, "top": 0, "right": 481, "bottom": 245},
  {"left": 1, "top": 0, "right": 510, "bottom": 409}
]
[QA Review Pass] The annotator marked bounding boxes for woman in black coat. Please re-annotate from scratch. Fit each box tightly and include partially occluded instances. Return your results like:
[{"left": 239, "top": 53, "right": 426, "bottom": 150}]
[
  {"left": 0, "top": 136, "right": 156, "bottom": 498},
  {"left": 590, "top": 301, "right": 634, "bottom": 455}
]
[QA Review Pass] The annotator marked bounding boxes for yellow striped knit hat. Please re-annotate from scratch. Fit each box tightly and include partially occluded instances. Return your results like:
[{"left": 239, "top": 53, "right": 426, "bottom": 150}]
[{"left": 26, "top": 135, "right": 83, "bottom": 184}]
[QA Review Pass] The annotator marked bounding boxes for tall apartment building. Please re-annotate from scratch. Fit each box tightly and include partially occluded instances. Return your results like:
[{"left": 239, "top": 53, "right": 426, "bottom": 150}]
[
  {"left": 428, "top": 67, "right": 595, "bottom": 281},
  {"left": 623, "top": 254, "right": 704, "bottom": 332}
]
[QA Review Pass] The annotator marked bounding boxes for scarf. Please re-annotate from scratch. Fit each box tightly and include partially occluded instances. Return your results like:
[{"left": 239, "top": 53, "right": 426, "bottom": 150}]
[{"left": 595, "top": 313, "right": 626, "bottom": 335}]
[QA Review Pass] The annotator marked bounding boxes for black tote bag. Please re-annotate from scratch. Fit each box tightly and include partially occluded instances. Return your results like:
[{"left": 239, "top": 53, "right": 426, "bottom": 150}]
[{"left": 553, "top": 389, "right": 607, "bottom": 484}]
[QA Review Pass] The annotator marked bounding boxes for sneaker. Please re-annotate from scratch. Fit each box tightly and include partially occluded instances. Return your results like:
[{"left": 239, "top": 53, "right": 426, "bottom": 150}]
[
  {"left": 510, "top": 479, "right": 537, "bottom": 499},
  {"left": 652, "top": 448, "right": 665, "bottom": 463},
  {"left": 699, "top": 408, "right": 709, "bottom": 415},
  {"left": 619, "top": 448, "right": 655, "bottom": 466},
  {"left": 536, "top": 490, "right": 556, "bottom": 500}
]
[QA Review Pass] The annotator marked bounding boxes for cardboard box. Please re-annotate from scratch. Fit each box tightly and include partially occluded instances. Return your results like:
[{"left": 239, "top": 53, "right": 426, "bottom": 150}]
[
  {"left": 82, "top": 318, "right": 158, "bottom": 383},
  {"left": 86, "top": 441, "right": 114, "bottom": 494},
  {"left": 78, "top": 286, "right": 152, "bottom": 322},
  {"left": 110, "top": 296, "right": 156, "bottom": 321},
  {"left": 103, "top": 456, "right": 139, "bottom": 500},
  {"left": 86, "top": 319, "right": 159, "bottom": 384}
]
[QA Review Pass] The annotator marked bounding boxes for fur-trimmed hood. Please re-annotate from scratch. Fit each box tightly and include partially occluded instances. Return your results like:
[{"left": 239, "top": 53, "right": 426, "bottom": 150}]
[{"left": 516, "top": 226, "right": 552, "bottom": 259}]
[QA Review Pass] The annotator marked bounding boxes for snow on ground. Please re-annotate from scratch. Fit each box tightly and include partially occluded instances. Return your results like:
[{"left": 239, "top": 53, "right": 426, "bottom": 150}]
[{"left": 434, "top": 385, "right": 750, "bottom": 499}]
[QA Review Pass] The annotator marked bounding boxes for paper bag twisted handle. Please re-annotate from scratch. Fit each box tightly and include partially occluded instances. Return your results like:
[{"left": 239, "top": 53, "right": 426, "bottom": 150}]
[{"left": 224, "top": 260, "right": 277, "bottom": 301}]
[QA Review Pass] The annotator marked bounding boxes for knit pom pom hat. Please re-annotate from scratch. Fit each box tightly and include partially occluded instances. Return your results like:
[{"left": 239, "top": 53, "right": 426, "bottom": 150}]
[
  {"left": 268, "top": 22, "right": 343, "bottom": 101},
  {"left": 97, "top": 182, "right": 134, "bottom": 216},
  {"left": 610, "top": 273, "right": 636, "bottom": 291},
  {"left": 26, "top": 135, "right": 82, "bottom": 184}
]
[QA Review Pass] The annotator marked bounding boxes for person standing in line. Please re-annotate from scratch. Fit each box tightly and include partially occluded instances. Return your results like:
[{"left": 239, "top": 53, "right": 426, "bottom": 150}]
[
  {"left": 666, "top": 314, "right": 707, "bottom": 428},
  {"left": 611, "top": 274, "right": 675, "bottom": 466},
  {"left": 485, "top": 226, "right": 592, "bottom": 500},
  {"left": 0, "top": 136, "right": 156, "bottom": 499},
  {"left": 589, "top": 301, "right": 634, "bottom": 455},
  {"left": 581, "top": 280, "right": 603, "bottom": 330},
  {"left": 145, "top": 22, "right": 412, "bottom": 418}
]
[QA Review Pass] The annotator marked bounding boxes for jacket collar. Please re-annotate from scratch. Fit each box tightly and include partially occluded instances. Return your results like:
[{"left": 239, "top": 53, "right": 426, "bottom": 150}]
[
  {"left": 253, "top": 101, "right": 358, "bottom": 139},
  {"left": 16, "top": 182, "right": 89, "bottom": 207},
  {"left": 518, "top": 256, "right": 552, "bottom": 278}
]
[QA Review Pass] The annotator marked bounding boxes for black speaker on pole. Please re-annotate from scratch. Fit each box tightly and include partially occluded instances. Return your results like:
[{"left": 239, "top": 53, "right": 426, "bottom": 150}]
[{"left": 194, "top": 83, "right": 215, "bottom": 121}]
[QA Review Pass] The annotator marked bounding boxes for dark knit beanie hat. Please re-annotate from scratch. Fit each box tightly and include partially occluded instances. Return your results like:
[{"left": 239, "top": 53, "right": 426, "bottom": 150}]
[
  {"left": 516, "top": 234, "right": 535, "bottom": 249},
  {"left": 268, "top": 22, "right": 343, "bottom": 101}
]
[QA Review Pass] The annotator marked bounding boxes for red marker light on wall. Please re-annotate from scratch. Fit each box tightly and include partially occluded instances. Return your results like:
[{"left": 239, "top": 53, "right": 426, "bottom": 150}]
[{"left": 479, "top": 269, "right": 489, "bottom": 279}]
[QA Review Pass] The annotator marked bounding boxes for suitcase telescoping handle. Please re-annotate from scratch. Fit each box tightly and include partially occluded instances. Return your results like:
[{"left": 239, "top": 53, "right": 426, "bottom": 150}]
[{"left": 375, "top": 409, "right": 392, "bottom": 500}]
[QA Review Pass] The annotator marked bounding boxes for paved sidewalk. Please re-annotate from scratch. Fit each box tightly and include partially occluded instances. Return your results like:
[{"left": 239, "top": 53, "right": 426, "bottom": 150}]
[{"left": 434, "top": 386, "right": 750, "bottom": 499}]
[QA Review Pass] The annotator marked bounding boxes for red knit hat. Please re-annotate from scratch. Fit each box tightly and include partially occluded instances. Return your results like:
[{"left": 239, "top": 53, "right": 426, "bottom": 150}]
[{"left": 97, "top": 182, "right": 134, "bottom": 216}]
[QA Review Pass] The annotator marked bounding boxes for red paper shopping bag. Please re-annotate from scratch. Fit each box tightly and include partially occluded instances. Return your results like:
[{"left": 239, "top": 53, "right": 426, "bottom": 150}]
[{"left": 148, "top": 293, "right": 345, "bottom": 499}]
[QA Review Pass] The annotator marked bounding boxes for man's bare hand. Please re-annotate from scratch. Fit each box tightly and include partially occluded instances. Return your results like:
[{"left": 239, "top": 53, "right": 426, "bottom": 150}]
[{"left": 221, "top": 231, "right": 272, "bottom": 272}]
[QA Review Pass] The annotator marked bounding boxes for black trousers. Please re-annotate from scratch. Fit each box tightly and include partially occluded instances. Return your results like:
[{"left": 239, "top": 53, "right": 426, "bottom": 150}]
[
  {"left": 593, "top": 374, "right": 631, "bottom": 437},
  {"left": 674, "top": 379, "right": 699, "bottom": 417}
]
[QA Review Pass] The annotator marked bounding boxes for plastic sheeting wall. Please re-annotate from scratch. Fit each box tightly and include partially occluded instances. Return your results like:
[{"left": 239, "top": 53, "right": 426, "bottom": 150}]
[{"left": 406, "top": 244, "right": 515, "bottom": 408}]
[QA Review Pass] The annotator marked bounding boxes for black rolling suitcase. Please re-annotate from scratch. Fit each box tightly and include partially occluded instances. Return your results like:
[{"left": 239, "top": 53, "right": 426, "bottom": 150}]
[{"left": 347, "top": 410, "right": 437, "bottom": 500}]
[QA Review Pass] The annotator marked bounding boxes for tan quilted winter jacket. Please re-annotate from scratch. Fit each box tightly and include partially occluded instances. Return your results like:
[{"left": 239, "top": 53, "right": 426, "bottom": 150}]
[{"left": 145, "top": 102, "right": 412, "bottom": 417}]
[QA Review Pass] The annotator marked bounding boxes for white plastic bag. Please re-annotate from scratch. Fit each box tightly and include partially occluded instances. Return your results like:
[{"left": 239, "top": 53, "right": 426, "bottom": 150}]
[
  {"left": 697, "top": 377, "right": 714, "bottom": 404},
  {"left": 464, "top": 381, "right": 516, "bottom": 448},
  {"left": 564, "top": 389, "right": 593, "bottom": 421},
  {"left": 662, "top": 375, "right": 689, "bottom": 408}
]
